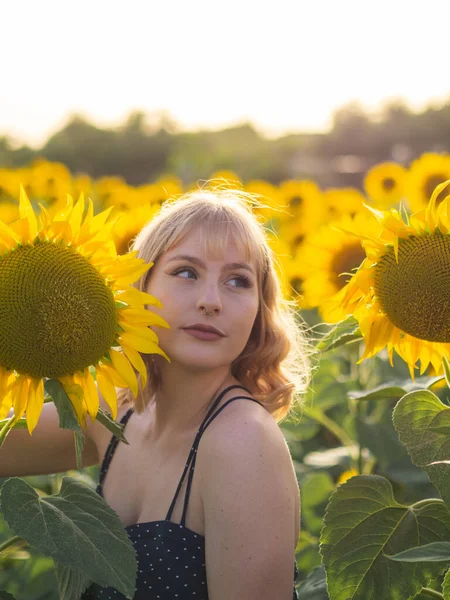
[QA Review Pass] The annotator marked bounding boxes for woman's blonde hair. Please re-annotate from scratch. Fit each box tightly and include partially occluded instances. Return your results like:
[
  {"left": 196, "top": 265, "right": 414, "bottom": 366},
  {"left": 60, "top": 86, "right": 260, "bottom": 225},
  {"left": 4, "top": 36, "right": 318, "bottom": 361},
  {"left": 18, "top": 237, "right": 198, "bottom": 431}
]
[{"left": 117, "top": 186, "right": 312, "bottom": 423}]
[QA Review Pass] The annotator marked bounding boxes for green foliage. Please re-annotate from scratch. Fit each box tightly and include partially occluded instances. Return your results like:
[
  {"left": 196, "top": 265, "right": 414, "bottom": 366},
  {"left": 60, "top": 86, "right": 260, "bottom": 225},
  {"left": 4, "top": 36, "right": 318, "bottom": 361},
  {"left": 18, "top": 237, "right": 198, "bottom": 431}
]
[
  {"left": 393, "top": 390, "right": 450, "bottom": 509},
  {"left": 298, "top": 566, "right": 329, "bottom": 599},
  {"left": 320, "top": 475, "right": 450, "bottom": 600},
  {"left": 44, "top": 380, "right": 85, "bottom": 471},
  {"left": 315, "top": 317, "right": 361, "bottom": 353},
  {"left": 1, "top": 476, "right": 137, "bottom": 598},
  {"left": 443, "top": 569, "right": 450, "bottom": 599}
]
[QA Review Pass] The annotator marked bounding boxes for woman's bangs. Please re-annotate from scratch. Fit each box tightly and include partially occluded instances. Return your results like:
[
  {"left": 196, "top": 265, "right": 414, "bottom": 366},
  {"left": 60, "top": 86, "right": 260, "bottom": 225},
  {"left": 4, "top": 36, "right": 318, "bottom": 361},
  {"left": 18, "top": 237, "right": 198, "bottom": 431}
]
[{"left": 197, "top": 212, "right": 260, "bottom": 266}]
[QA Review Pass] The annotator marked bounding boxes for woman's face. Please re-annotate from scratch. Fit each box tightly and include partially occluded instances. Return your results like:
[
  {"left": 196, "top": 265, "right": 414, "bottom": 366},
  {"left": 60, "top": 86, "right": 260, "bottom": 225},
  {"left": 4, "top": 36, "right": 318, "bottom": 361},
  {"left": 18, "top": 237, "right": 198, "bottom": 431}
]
[{"left": 145, "top": 227, "right": 260, "bottom": 371}]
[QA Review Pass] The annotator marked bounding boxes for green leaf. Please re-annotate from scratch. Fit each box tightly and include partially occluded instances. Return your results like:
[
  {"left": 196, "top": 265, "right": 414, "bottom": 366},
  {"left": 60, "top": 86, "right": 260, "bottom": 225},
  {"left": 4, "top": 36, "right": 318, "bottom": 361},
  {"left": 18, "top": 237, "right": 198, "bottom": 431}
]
[
  {"left": 443, "top": 568, "right": 450, "bottom": 600},
  {"left": 316, "top": 316, "right": 361, "bottom": 353},
  {"left": 320, "top": 475, "right": 450, "bottom": 600},
  {"left": 386, "top": 541, "right": 450, "bottom": 562},
  {"left": 348, "top": 376, "right": 445, "bottom": 402},
  {"left": 393, "top": 390, "right": 450, "bottom": 510},
  {"left": 1, "top": 476, "right": 137, "bottom": 598},
  {"left": 44, "top": 379, "right": 85, "bottom": 470},
  {"left": 443, "top": 356, "right": 450, "bottom": 390},
  {"left": 297, "top": 565, "right": 329, "bottom": 600},
  {"left": 95, "top": 408, "right": 129, "bottom": 444},
  {"left": 55, "top": 564, "right": 92, "bottom": 600},
  {"left": 0, "top": 592, "right": 16, "bottom": 600}
]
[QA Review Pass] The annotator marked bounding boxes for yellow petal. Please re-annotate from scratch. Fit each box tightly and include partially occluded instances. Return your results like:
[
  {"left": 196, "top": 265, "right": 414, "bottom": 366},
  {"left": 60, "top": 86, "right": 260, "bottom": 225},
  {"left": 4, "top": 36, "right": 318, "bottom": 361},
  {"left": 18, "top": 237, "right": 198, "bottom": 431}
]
[
  {"left": 115, "top": 288, "right": 162, "bottom": 308},
  {"left": 19, "top": 184, "right": 38, "bottom": 241},
  {"left": 110, "top": 349, "right": 138, "bottom": 397},
  {"left": 119, "top": 332, "right": 170, "bottom": 360},
  {"left": 119, "top": 308, "right": 170, "bottom": 329},
  {"left": 80, "top": 369, "right": 99, "bottom": 421},
  {"left": 11, "top": 375, "right": 29, "bottom": 423},
  {"left": 119, "top": 322, "right": 159, "bottom": 342},
  {"left": 59, "top": 375, "right": 87, "bottom": 428},
  {"left": 0, "top": 220, "right": 21, "bottom": 250},
  {"left": 26, "top": 378, "right": 44, "bottom": 435},
  {"left": 0, "top": 393, "right": 12, "bottom": 419},
  {"left": 121, "top": 343, "right": 148, "bottom": 387},
  {"left": 68, "top": 193, "right": 85, "bottom": 241},
  {"left": 100, "top": 362, "right": 129, "bottom": 388},
  {"left": 96, "top": 366, "right": 118, "bottom": 419}
]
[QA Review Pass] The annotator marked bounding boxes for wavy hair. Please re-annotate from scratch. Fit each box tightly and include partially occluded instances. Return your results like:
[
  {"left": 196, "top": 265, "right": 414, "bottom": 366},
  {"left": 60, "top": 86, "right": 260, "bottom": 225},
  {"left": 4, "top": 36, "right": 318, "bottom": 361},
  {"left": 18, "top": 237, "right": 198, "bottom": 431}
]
[{"left": 117, "top": 186, "right": 312, "bottom": 423}]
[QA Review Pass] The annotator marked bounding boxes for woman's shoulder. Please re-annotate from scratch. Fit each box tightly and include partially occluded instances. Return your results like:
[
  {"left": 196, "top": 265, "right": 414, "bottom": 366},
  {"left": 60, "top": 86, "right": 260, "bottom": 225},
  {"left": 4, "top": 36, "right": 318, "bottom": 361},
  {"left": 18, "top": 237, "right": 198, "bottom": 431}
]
[{"left": 198, "top": 391, "right": 290, "bottom": 471}]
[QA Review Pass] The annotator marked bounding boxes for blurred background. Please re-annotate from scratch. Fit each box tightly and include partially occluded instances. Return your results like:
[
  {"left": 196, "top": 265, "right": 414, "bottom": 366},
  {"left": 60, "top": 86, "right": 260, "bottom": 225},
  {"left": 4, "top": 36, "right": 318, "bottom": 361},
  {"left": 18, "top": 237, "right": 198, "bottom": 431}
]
[{"left": 1, "top": 0, "right": 450, "bottom": 189}]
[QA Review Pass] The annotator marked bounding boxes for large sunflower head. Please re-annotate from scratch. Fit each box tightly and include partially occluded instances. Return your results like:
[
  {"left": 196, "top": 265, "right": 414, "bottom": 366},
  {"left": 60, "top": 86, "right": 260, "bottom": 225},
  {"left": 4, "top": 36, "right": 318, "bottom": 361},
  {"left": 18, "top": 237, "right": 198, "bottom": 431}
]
[
  {"left": 0, "top": 187, "right": 169, "bottom": 434},
  {"left": 337, "top": 179, "right": 450, "bottom": 378}
]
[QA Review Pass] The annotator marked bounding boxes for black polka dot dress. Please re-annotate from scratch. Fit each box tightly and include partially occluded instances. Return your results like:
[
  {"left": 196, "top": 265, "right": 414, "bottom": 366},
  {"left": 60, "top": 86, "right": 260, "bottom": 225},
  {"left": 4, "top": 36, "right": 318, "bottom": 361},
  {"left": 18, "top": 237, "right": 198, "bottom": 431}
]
[{"left": 81, "top": 385, "right": 299, "bottom": 599}]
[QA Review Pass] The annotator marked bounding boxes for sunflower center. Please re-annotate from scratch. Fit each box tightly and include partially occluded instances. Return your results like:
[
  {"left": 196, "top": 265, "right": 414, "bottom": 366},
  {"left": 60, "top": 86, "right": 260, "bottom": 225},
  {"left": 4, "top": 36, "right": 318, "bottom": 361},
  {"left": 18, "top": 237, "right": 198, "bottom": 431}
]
[
  {"left": 289, "top": 195, "right": 303, "bottom": 207},
  {"left": 382, "top": 177, "right": 396, "bottom": 191},
  {"left": 331, "top": 243, "right": 366, "bottom": 290},
  {"left": 374, "top": 234, "right": 450, "bottom": 342},
  {"left": 0, "top": 241, "right": 118, "bottom": 377},
  {"left": 425, "top": 175, "right": 448, "bottom": 204}
]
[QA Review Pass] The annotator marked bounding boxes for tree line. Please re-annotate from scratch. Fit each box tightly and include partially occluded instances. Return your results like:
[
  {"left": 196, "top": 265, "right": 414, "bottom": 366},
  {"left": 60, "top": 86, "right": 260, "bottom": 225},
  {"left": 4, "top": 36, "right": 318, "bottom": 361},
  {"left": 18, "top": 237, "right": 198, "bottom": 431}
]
[{"left": 1, "top": 99, "right": 450, "bottom": 188}]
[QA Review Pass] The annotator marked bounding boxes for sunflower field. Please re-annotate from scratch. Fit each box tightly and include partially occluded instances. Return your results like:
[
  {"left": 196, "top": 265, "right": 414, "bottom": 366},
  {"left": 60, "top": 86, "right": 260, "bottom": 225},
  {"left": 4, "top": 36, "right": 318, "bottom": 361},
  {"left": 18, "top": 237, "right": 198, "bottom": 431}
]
[{"left": 1, "top": 152, "right": 450, "bottom": 599}]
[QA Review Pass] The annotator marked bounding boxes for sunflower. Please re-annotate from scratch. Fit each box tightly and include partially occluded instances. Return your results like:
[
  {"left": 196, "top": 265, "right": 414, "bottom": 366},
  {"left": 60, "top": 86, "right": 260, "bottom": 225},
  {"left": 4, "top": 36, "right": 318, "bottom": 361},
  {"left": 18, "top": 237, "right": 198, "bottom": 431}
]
[
  {"left": 323, "top": 188, "right": 366, "bottom": 219},
  {"left": 364, "top": 162, "right": 407, "bottom": 209},
  {"left": 297, "top": 212, "right": 380, "bottom": 322},
  {"left": 405, "top": 152, "right": 450, "bottom": 213},
  {"left": 0, "top": 187, "right": 169, "bottom": 434},
  {"left": 337, "top": 180, "right": 450, "bottom": 378},
  {"left": 112, "top": 203, "right": 161, "bottom": 255}
]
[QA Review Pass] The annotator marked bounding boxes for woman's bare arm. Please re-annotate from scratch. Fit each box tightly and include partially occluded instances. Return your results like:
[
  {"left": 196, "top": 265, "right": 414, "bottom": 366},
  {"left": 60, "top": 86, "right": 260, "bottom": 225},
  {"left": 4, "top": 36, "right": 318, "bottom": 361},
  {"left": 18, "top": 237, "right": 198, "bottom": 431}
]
[
  {"left": 200, "top": 408, "right": 300, "bottom": 600},
  {"left": 0, "top": 401, "right": 101, "bottom": 478}
]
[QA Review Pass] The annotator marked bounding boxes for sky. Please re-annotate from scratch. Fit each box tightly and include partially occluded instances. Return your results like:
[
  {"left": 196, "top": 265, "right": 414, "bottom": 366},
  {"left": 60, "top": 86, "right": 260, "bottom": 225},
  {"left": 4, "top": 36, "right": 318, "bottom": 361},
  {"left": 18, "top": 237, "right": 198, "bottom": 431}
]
[{"left": 2, "top": 0, "right": 449, "bottom": 147}]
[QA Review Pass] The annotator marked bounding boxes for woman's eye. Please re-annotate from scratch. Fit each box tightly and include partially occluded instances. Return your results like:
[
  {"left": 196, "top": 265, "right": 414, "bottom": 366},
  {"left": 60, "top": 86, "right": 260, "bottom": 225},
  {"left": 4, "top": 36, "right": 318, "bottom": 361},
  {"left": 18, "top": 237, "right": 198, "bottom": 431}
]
[
  {"left": 172, "top": 267, "right": 196, "bottom": 279},
  {"left": 229, "top": 276, "right": 251, "bottom": 288}
]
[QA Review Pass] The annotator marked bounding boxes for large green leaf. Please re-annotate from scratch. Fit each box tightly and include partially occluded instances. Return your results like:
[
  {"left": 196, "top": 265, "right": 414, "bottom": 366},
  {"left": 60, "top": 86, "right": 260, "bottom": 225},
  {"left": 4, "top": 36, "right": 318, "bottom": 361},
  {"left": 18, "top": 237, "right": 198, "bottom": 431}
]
[
  {"left": 44, "top": 379, "right": 85, "bottom": 471},
  {"left": 297, "top": 565, "right": 329, "bottom": 600},
  {"left": 316, "top": 316, "right": 361, "bottom": 352},
  {"left": 0, "top": 592, "right": 16, "bottom": 599},
  {"left": 386, "top": 541, "right": 450, "bottom": 562},
  {"left": 55, "top": 564, "right": 92, "bottom": 600},
  {"left": 320, "top": 475, "right": 450, "bottom": 600},
  {"left": 0, "top": 476, "right": 136, "bottom": 598},
  {"left": 393, "top": 390, "right": 450, "bottom": 509}
]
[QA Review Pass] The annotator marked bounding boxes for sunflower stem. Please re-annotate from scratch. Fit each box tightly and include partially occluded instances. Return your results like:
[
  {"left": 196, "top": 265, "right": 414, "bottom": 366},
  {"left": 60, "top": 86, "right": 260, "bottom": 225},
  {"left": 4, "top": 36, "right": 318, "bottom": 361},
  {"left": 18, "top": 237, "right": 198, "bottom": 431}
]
[
  {"left": 303, "top": 406, "right": 354, "bottom": 450},
  {"left": 0, "top": 414, "right": 16, "bottom": 449},
  {"left": 0, "top": 535, "right": 23, "bottom": 553}
]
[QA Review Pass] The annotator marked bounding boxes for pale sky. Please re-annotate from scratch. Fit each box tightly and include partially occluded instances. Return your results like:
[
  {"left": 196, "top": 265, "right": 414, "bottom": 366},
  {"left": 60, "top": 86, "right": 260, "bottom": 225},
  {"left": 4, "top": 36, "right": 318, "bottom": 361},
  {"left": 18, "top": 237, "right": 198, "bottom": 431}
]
[{"left": 2, "top": 0, "right": 449, "bottom": 147}]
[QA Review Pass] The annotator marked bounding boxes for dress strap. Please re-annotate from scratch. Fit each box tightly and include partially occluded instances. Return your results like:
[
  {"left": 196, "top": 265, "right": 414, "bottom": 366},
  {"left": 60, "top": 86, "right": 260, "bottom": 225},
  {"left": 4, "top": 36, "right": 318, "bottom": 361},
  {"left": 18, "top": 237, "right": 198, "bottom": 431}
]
[
  {"left": 96, "top": 407, "right": 134, "bottom": 497},
  {"left": 166, "top": 385, "right": 264, "bottom": 526}
]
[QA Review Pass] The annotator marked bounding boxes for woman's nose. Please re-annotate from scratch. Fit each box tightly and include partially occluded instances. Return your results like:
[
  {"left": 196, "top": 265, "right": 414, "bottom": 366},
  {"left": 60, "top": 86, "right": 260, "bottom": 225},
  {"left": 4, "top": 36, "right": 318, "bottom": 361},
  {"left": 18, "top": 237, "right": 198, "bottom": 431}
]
[{"left": 196, "top": 281, "right": 223, "bottom": 314}]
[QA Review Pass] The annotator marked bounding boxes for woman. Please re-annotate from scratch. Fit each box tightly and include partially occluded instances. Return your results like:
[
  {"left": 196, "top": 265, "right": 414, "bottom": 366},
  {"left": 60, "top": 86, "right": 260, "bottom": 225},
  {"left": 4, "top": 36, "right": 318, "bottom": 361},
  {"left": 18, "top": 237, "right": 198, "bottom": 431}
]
[{"left": 3, "top": 187, "right": 311, "bottom": 599}]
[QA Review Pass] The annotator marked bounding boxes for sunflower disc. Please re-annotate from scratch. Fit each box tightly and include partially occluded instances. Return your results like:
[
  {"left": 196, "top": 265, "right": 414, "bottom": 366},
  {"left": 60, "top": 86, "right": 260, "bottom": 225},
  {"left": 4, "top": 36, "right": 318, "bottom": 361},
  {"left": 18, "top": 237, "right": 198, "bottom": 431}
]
[
  {"left": 0, "top": 241, "right": 117, "bottom": 377},
  {"left": 374, "top": 234, "right": 450, "bottom": 343}
]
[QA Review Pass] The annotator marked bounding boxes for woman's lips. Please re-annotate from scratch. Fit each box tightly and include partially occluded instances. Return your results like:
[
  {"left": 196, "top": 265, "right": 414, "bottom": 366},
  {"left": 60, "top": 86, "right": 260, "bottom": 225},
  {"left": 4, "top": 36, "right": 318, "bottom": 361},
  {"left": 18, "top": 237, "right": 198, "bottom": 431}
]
[{"left": 182, "top": 328, "right": 223, "bottom": 341}]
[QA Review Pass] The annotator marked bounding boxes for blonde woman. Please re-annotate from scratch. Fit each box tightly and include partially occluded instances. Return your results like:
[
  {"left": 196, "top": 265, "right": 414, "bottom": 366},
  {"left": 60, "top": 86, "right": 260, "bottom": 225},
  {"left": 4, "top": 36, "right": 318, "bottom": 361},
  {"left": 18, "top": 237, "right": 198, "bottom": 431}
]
[{"left": 3, "top": 188, "right": 311, "bottom": 599}]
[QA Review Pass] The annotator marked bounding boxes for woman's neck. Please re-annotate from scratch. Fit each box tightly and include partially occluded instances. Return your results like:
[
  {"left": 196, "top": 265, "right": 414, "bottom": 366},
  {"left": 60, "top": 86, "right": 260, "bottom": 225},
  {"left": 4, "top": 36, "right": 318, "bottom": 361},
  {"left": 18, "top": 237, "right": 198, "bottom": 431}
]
[{"left": 144, "top": 362, "right": 237, "bottom": 441}]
